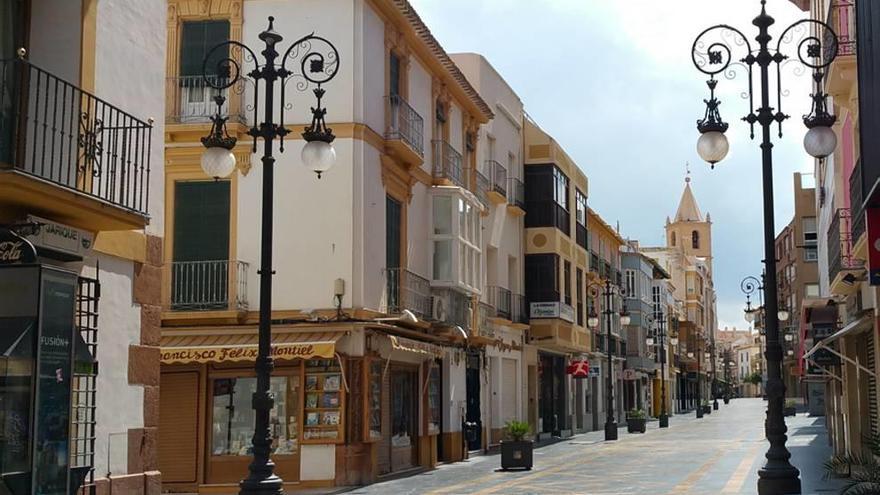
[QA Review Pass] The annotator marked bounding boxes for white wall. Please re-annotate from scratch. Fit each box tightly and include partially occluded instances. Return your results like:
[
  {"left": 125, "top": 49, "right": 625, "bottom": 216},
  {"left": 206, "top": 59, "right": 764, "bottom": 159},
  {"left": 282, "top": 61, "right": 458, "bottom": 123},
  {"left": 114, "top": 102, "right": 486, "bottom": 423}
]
[
  {"left": 95, "top": 0, "right": 166, "bottom": 236},
  {"left": 87, "top": 254, "right": 144, "bottom": 477}
]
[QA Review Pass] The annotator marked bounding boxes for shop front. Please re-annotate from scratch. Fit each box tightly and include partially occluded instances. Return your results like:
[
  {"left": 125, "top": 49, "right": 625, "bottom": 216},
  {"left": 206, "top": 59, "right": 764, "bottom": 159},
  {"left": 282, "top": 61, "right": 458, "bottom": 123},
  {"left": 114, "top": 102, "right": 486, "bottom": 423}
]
[
  {"left": 538, "top": 352, "right": 567, "bottom": 437},
  {"left": 158, "top": 324, "right": 448, "bottom": 493}
]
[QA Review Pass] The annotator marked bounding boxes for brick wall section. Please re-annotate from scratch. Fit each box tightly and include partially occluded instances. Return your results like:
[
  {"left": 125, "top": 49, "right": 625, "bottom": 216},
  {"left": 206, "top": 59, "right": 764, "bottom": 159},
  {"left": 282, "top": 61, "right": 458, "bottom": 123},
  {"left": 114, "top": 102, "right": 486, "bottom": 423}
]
[{"left": 127, "top": 234, "right": 163, "bottom": 494}]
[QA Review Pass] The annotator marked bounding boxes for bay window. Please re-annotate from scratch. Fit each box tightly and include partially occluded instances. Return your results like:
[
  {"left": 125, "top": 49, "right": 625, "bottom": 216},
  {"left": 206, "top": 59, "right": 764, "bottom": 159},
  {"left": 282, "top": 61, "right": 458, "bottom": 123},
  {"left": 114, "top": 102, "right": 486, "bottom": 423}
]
[{"left": 431, "top": 191, "right": 482, "bottom": 293}]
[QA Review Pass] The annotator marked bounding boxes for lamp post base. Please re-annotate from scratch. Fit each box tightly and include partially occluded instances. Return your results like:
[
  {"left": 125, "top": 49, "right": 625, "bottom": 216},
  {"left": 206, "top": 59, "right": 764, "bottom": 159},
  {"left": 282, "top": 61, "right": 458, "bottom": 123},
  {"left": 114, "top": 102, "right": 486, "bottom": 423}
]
[
  {"left": 757, "top": 466, "right": 801, "bottom": 495},
  {"left": 239, "top": 473, "right": 285, "bottom": 495},
  {"left": 659, "top": 414, "right": 669, "bottom": 428},
  {"left": 696, "top": 407, "right": 703, "bottom": 419},
  {"left": 713, "top": 399, "right": 719, "bottom": 410},
  {"left": 604, "top": 421, "right": 618, "bottom": 441}
]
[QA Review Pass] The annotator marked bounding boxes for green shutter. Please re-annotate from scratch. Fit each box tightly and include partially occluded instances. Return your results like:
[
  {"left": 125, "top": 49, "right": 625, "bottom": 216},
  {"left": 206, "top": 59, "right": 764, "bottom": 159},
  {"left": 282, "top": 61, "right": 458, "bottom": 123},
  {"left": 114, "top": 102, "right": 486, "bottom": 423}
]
[
  {"left": 173, "top": 181, "right": 230, "bottom": 262},
  {"left": 180, "top": 20, "right": 230, "bottom": 78}
]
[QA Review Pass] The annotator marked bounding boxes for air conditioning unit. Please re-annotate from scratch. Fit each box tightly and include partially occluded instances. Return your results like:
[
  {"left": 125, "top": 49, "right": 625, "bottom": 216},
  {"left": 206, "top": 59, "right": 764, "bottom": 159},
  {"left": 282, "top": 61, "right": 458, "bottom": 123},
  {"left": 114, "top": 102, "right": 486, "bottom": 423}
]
[{"left": 432, "top": 292, "right": 449, "bottom": 322}]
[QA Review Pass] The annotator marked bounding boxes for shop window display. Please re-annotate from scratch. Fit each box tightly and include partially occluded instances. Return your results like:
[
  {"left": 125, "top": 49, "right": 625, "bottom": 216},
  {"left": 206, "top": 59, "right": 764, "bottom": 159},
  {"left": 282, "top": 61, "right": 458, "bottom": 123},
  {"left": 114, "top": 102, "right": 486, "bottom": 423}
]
[
  {"left": 303, "top": 359, "right": 345, "bottom": 442},
  {"left": 211, "top": 376, "right": 299, "bottom": 456}
]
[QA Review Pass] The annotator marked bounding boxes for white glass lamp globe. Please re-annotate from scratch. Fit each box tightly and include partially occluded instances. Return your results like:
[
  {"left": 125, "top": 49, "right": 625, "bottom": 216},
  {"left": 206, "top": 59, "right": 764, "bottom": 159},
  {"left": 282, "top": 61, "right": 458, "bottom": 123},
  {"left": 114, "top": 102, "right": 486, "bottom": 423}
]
[
  {"left": 201, "top": 147, "right": 236, "bottom": 179},
  {"left": 301, "top": 140, "right": 336, "bottom": 177},
  {"left": 784, "top": 333, "right": 794, "bottom": 342},
  {"left": 620, "top": 313, "right": 631, "bottom": 326},
  {"left": 588, "top": 316, "right": 600, "bottom": 330},
  {"left": 697, "top": 131, "right": 730, "bottom": 165},
  {"left": 646, "top": 337, "right": 655, "bottom": 346},
  {"left": 803, "top": 126, "right": 837, "bottom": 159},
  {"left": 778, "top": 309, "right": 790, "bottom": 322},
  {"left": 687, "top": 352, "right": 694, "bottom": 358},
  {"left": 787, "top": 349, "right": 794, "bottom": 356},
  {"left": 670, "top": 337, "right": 679, "bottom": 346},
  {"left": 744, "top": 310, "right": 755, "bottom": 323}
]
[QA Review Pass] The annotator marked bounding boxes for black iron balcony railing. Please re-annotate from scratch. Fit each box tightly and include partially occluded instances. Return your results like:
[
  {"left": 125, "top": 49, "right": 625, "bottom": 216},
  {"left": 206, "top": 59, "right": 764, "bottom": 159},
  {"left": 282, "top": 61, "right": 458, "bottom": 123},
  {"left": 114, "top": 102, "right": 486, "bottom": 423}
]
[
  {"left": 166, "top": 75, "right": 246, "bottom": 124},
  {"left": 487, "top": 285, "right": 512, "bottom": 320},
  {"left": 475, "top": 168, "right": 490, "bottom": 206},
  {"left": 171, "top": 260, "right": 248, "bottom": 311},
  {"left": 850, "top": 158, "right": 865, "bottom": 244},
  {"left": 828, "top": 208, "right": 863, "bottom": 284},
  {"left": 486, "top": 159, "right": 507, "bottom": 197},
  {"left": 824, "top": 0, "right": 856, "bottom": 64},
  {"left": 511, "top": 293, "right": 528, "bottom": 324},
  {"left": 507, "top": 177, "right": 525, "bottom": 210},
  {"left": 387, "top": 94, "right": 424, "bottom": 157},
  {"left": 384, "top": 267, "right": 432, "bottom": 320},
  {"left": 1, "top": 57, "right": 152, "bottom": 214},
  {"left": 477, "top": 301, "right": 495, "bottom": 338},
  {"left": 432, "top": 140, "right": 464, "bottom": 188}
]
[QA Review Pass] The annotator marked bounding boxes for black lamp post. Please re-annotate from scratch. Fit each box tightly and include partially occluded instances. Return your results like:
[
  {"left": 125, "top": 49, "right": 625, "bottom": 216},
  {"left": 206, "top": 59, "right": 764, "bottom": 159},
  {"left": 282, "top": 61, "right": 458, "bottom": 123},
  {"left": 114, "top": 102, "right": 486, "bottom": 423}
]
[
  {"left": 648, "top": 309, "right": 676, "bottom": 428},
  {"left": 692, "top": 2, "right": 840, "bottom": 492},
  {"left": 690, "top": 344, "right": 703, "bottom": 419},
  {"left": 711, "top": 341, "right": 719, "bottom": 410},
  {"left": 198, "top": 18, "right": 339, "bottom": 495},
  {"left": 588, "top": 279, "right": 630, "bottom": 441}
]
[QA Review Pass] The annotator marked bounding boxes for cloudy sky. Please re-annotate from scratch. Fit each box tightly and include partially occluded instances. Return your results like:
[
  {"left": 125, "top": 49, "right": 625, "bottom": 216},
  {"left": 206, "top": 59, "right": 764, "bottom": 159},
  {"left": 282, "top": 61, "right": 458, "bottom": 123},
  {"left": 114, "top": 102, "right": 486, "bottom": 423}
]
[{"left": 410, "top": 0, "right": 816, "bottom": 329}]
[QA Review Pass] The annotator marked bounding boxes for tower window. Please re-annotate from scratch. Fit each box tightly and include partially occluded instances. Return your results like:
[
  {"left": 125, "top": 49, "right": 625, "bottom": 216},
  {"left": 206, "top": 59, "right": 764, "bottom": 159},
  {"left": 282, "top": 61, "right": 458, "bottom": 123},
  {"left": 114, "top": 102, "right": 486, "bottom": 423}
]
[
  {"left": 692, "top": 230, "right": 700, "bottom": 249},
  {"left": 671, "top": 231, "right": 676, "bottom": 246}
]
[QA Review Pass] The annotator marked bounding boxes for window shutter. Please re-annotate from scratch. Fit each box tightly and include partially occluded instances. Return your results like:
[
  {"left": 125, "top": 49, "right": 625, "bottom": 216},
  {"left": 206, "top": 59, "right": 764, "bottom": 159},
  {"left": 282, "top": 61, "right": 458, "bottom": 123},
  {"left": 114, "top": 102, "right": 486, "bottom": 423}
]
[
  {"left": 173, "top": 180, "right": 230, "bottom": 262},
  {"left": 180, "top": 20, "right": 230, "bottom": 77},
  {"left": 389, "top": 53, "right": 401, "bottom": 97}
]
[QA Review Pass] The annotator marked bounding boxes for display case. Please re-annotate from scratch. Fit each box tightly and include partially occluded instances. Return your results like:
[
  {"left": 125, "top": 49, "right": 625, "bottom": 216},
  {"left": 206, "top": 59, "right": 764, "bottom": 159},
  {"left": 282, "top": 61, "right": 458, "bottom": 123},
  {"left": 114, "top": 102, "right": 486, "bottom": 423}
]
[
  {"left": 363, "top": 359, "right": 383, "bottom": 441},
  {"left": 302, "top": 359, "right": 345, "bottom": 443}
]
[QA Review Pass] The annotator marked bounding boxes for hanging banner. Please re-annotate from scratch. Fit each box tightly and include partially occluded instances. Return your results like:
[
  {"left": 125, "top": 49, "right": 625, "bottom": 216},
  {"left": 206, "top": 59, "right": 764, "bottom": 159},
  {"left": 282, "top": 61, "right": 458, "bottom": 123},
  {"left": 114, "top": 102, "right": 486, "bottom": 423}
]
[
  {"left": 566, "top": 360, "right": 590, "bottom": 378},
  {"left": 867, "top": 208, "right": 880, "bottom": 285}
]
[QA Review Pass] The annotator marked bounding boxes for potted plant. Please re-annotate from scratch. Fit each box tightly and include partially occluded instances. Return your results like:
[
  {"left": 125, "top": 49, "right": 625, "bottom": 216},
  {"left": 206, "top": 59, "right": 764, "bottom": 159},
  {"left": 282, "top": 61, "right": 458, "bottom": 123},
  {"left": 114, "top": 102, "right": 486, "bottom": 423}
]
[
  {"left": 783, "top": 399, "right": 797, "bottom": 417},
  {"left": 500, "top": 420, "right": 533, "bottom": 470},
  {"left": 627, "top": 408, "right": 647, "bottom": 433},
  {"left": 702, "top": 399, "right": 712, "bottom": 415}
]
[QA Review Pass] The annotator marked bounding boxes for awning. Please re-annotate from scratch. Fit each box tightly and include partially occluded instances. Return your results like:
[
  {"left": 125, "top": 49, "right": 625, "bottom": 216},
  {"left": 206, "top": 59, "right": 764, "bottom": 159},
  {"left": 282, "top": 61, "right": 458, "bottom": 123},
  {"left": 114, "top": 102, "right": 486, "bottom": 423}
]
[
  {"left": 389, "top": 335, "right": 444, "bottom": 357},
  {"left": 803, "top": 315, "right": 872, "bottom": 357},
  {"left": 160, "top": 330, "right": 344, "bottom": 364}
]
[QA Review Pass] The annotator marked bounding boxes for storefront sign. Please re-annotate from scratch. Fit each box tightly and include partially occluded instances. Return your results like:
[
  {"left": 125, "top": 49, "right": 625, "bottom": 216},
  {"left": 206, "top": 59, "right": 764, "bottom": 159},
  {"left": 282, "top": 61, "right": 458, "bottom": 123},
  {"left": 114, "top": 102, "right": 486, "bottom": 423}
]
[
  {"left": 589, "top": 365, "right": 601, "bottom": 378},
  {"left": 160, "top": 342, "right": 336, "bottom": 364},
  {"left": 812, "top": 347, "right": 840, "bottom": 367},
  {"left": 25, "top": 215, "right": 94, "bottom": 260},
  {"left": 0, "top": 228, "right": 37, "bottom": 264},
  {"left": 566, "top": 360, "right": 590, "bottom": 378},
  {"left": 868, "top": 207, "right": 880, "bottom": 285},
  {"left": 389, "top": 335, "right": 444, "bottom": 357},
  {"left": 529, "top": 302, "right": 576, "bottom": 323},
  {"left": 622, "top": 369, "right": 638, "bottom": 381}
]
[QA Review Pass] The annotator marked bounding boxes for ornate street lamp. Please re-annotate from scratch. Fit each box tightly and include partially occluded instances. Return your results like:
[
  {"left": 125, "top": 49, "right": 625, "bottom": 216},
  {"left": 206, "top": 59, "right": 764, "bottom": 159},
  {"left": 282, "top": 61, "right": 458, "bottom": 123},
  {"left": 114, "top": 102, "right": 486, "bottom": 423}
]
[
  {"left": 587, "top": 279, "right": 630, "bottom": 441},
  {"left": 199, "top": 17, "right": 339, "bottom": 495},
  {"left": 694, "top": 4, "right": 840, "bottom": 487},
  {"left": 650, "top": 309, "right": 672, "bottom": 428}
]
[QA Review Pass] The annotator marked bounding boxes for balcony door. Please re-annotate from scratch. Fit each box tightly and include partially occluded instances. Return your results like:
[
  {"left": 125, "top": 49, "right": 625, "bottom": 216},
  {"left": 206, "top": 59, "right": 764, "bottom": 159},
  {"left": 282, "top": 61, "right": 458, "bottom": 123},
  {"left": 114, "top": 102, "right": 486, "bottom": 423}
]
[
  {"left": 178, "top": 20, "right": 230, "bottom": 122},
  {"left": 0, "top": 0, "right": 27, "bottom": 164},
  {"left": 386, "top": 196, "right": 402, "bottom": 312},
  {"left": 172, "top": 180, "right": 231, "bottom": 310}
]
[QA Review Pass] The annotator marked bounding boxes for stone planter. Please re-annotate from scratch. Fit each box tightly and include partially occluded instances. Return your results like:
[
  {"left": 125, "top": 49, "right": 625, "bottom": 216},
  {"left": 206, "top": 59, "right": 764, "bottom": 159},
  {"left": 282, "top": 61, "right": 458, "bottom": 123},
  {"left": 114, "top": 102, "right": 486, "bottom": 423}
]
[
  {"left": 627, "top": 417, "right": 646, "bottom": 433},
  {"left": 702, "top": 405, "right": 712, "bottom": 415},
  {"left": 500, "top": 440, "right": 533, "bottom": 470},
  {"left": 723, "top": 397, "right": 730, "bottom": 405}
]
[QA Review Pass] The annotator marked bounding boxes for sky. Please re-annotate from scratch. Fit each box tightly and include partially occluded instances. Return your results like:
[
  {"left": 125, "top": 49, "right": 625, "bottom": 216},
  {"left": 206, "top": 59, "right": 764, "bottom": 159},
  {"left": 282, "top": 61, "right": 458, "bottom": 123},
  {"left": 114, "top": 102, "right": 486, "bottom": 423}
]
[{"left": 409, "top": 0, "right": 816, "bottom": 330}]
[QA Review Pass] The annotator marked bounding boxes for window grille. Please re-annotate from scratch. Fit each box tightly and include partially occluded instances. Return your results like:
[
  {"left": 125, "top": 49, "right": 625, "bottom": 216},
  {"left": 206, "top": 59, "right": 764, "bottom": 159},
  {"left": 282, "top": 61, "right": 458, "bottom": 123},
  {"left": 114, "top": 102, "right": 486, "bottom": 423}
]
[{"left": 72, "top": 275, "right": 100, "bottom": 493}]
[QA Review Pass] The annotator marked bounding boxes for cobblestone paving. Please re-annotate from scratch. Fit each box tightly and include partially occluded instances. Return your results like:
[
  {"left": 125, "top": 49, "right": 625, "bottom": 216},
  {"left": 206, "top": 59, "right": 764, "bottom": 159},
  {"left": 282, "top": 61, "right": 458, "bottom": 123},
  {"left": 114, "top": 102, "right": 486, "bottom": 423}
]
[{"left": 344, "top": 399, "right": 844, "bottom": 495}]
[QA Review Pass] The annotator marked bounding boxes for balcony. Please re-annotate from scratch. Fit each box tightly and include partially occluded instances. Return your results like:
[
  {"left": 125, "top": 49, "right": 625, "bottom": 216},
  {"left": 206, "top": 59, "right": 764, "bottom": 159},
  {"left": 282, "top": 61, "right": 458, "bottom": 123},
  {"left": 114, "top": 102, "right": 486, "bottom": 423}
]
[
  {"left": 589, "top": 251, "right": 599, "bottom": 274},
  {"left": 170, "top": 260, "right": 248, "bottom": 312},
  {"left": 828, "top": 208, "right": 864, "bottom": 294},
  {"left": 507, "top": 177, "right": 525, "bottom": 215},
  {"left": 0, "top": 57, "right": 151, "bottom": 231},
  {"left": 384, "top": 267, "right": 432, "bottom": 320},
  {"left": 850, "top": 158, "right": 866, "bottom": 256},
  {"left": 484, "top": 159, "right": 507, "bottom": 204},
  {"left": 576, "top": 223, "right": 588, "bottom": 251},
  {"left": 487, "top": 285, "right": 512, "bottom": 320},
  {"left": 476, "top": 301, "right": 496, "bottom": 339},
  {"left": 385, "top": 95, "right": 424, "bottom": 166},
  {"left": 823, "top": 1, "right": 857, "bottom": 96},
  {"left": 511, "top": 294, "right": 529, "bottom": 325},
  {"left": 166, "top": 75, "right": 246, "bottom": 124},
  {"left": 432, "top": 140, "right": 465, "bottom": 188},
  {"left": 475, "top": 168, "right": 490, "bottom": 209}
]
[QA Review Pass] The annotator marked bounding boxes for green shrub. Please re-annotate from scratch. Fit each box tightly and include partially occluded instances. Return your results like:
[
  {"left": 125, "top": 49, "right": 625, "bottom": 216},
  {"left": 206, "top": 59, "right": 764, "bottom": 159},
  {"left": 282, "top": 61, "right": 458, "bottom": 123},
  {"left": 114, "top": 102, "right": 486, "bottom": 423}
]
[
  {"left": 504, "top": 420, "right": 531, "bottom": 441},
  {"left": 628, "top": 408, "right": 646, "bottom": 419}
]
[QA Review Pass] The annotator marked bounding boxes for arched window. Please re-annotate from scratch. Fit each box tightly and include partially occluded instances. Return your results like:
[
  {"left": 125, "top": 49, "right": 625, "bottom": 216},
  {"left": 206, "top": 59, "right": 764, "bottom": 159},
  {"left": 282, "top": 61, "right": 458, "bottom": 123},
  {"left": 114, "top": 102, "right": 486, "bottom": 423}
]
[
  {"left": 692, "top": 230, "right": 700, "bottom": 249},
  {"left": 671, "top": 231, "right": 676, "bottom": 246}
]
